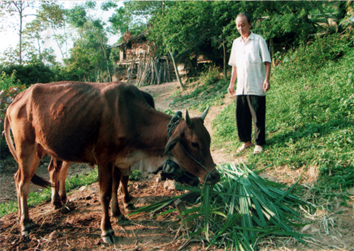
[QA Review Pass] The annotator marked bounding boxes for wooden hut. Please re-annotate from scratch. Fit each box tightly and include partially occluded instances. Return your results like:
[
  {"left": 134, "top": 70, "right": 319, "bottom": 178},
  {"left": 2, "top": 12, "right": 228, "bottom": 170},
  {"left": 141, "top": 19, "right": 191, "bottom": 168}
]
[{"left": 112, "top": 32, "right": 175, "bottom": 87}]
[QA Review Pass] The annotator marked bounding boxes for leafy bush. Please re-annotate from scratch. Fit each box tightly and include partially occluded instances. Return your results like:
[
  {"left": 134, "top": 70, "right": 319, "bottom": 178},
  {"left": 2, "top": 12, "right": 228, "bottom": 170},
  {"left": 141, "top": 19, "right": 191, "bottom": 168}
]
[
  {"left": 0, "top": 71, "right": 27, "bottom": 156},
  {"left": 0, "top": 63, "right": 57, "bottom": 87}
]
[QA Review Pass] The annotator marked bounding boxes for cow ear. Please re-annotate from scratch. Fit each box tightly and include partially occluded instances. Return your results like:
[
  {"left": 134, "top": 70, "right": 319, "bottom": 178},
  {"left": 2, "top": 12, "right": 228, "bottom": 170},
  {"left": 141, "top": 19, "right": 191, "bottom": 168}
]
[{"left": 162, "top": 136, "right": 180, "bottom": 156}]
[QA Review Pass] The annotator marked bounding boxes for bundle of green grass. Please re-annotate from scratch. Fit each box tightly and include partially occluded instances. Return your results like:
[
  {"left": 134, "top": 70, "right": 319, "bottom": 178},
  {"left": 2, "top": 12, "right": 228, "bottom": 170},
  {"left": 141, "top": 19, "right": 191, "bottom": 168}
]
[{"left": 130, "top": 163, "right": 313, "bottom": 250}]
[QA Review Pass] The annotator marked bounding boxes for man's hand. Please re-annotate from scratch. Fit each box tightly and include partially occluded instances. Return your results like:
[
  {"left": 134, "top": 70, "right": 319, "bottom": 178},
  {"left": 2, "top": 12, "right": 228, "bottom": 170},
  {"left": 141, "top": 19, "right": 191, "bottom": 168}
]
[
  {"left": 228, "top": 82, "right": 235, "bottom": 95},
  {"left": 263, "top": 80, "right": 270, "bottom": 92}
]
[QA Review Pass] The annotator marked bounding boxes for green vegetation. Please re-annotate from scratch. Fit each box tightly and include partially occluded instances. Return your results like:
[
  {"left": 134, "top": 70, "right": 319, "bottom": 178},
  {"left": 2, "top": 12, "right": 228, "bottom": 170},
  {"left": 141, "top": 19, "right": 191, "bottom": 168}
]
[
  {"left": 170, "top": 68, "right": 228, "bottom": 112},
  {"left": 131, "top": 163, "right": 312, "bottom": 250},
  {"left": 168, "top": 33, "right": 354, "bottom": 210},
  {"left": 212, "top": 34, "right": 354, "bottom": 196},
  {"left": 0, "top": 71, "right": 26, "bottom": 156},
  {"left": 0, "top": 64, "right": 60, "bottom": 87},
  {"left": 129, "top": 169, "right": 142, "bottom": 181}
]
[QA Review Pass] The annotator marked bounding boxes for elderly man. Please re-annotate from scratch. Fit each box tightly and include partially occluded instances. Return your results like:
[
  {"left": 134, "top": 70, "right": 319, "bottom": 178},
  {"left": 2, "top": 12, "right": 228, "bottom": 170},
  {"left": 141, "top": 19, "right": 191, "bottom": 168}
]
[{"left": 228, "top": 12, "right": 271, "bottom": 155}]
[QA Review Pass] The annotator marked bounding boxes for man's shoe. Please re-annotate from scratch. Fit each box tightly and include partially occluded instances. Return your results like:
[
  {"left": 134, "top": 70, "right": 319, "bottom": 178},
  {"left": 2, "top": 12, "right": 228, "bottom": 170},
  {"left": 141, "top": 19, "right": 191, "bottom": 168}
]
[
  {"left": 254, "top": 145, "right": 263, "bottom": 155},
  {"left": 236, "top": 143, "right": 253, "bottom": 154}
]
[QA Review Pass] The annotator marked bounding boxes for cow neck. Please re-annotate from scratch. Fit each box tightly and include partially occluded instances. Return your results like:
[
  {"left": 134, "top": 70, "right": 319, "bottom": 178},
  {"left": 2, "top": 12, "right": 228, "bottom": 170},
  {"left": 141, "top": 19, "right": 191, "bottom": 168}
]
[{"left": 137, "top": 109, "right": 176, "bottom": 152}]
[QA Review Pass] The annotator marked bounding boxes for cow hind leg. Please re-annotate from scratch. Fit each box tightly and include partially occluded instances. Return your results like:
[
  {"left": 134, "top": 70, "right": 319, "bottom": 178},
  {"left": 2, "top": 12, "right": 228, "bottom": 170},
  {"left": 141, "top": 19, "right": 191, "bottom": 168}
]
[
  {"left": 111, "top": 167, "right": 122, "bottom": 218},
  {"left": 16, "top": 149, "right": 41, "bottom": 236},
  {"left": 120, "top": 175, "right": 135, "bottom": 211},
  {"left": 14, "top": 170, "right": 21, "bottom": 221}
]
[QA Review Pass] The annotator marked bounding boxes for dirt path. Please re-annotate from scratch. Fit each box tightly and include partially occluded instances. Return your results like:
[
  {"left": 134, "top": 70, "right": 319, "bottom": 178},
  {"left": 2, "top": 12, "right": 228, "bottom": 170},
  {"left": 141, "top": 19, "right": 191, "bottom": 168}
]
[{"left": 1, "top": 81, "right": 353, "bottom": 251}]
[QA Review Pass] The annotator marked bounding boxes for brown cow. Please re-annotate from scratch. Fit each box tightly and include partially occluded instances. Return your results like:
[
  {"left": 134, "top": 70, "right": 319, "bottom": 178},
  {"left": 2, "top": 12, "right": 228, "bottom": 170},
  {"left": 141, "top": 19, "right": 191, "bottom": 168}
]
[
  {"left": 4, "top": 81, "right": 220, "bottom": 244},
  {"left": 40, "top": 90, "right": 197, "bottom": 220},
  {"left": 45, "top": 90, "right": 156, "bottom": 213}
]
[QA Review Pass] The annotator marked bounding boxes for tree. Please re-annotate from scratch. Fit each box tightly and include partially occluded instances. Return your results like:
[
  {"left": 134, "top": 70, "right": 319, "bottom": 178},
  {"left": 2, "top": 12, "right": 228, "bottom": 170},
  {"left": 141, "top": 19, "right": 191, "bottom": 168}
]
[
  {"left": 64, "top": 3, "right": 112, "bottom": 82},
  {"left": 108, "top": 1, "right": 163, "bottom": 38},
  {"left": 35, "top": 2, "right": 67, "bottom": 59},
  {"left": 148, "top": 1, "right": 240, "bottom": 78},
  {"left": 0, "top": 1, "right": 37, "bottom": 65},
  {"left": 0, "top": 1, "right": 66, "bottom": 65}
]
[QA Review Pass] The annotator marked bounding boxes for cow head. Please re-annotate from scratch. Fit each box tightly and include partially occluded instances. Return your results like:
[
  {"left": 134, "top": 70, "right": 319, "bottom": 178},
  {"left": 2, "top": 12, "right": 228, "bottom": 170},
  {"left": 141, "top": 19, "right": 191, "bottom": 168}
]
[{"left": 162, "top": 108, "right": 220, "bottom": 185}]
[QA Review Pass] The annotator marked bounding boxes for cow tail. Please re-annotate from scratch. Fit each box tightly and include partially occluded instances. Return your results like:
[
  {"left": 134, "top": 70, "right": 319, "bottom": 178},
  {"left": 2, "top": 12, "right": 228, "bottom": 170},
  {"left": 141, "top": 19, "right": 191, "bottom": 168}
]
[
  {"left": 31, "top": 174, "right": 52, "bottom": 188},
  {"left": 4, "top": 113, "right": 18, "bottom": 162},
  {"left": 4, "top": 114, "right": 52, "bottom": 188}
]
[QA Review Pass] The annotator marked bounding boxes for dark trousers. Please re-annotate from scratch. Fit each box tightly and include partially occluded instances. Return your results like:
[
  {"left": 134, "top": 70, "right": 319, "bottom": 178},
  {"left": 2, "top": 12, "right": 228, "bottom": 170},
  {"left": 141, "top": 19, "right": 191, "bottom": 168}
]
[{"left": 235, "top": 95, "right": 266, "bottom": 146}]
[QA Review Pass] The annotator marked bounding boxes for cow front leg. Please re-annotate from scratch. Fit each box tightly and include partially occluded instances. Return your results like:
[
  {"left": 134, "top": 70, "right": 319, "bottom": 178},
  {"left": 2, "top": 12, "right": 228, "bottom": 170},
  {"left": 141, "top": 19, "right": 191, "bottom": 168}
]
[
  {"left": 98, "top": 162, "right": 117, "bottom": 244},
  {"left": 58, "top": 161, "right": 71, "bottom": 207}
]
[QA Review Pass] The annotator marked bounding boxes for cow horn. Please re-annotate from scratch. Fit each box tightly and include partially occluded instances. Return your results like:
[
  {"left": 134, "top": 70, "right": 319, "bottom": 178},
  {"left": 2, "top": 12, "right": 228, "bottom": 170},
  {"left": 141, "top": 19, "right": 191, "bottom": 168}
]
[
  {"left": 200, "top": 106, "right": 210, "bottom": 121},
  {"left": 185, "top": 109, "right": 192, "bottom": 126}
]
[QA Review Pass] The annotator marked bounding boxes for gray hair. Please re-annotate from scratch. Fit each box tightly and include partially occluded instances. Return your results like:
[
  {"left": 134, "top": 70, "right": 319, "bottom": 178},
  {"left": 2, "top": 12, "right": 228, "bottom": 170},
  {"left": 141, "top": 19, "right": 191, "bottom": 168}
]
[{"left": 236, "top": 12, "right": 252, "bottom": 24}]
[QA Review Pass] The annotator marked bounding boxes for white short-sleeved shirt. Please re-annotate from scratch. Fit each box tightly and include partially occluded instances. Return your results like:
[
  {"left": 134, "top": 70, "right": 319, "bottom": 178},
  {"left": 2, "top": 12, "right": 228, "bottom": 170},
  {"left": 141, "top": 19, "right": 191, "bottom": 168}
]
[{"left": 228, "top": 32, "right": 271, "bottom": 96}]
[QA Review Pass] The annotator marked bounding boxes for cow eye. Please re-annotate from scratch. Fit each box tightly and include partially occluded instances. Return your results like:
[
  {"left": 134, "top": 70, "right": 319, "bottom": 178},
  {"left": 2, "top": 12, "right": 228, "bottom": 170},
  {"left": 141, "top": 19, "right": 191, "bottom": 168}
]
[{"left": 191, "top": 142, "right": 199, "bottom": 149}]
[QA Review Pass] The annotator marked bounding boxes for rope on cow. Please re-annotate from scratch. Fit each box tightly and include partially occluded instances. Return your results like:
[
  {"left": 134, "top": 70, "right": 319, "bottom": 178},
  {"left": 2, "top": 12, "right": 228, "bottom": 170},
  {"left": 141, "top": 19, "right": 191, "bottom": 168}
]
[
  {"left": 163, "top": 111, "right": 182, "bottom": 174},
  {"left": 166, "top": 111, "right": 182, "bottom": 140}
]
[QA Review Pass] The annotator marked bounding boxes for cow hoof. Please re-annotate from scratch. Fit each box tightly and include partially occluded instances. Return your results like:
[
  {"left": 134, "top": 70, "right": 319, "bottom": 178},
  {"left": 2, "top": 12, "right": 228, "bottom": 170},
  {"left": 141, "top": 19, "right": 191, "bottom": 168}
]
[
  {"left": 61, "top": 201, "right": 75, "bottom": 213},
  {"left": 101, "top": 231, "right": 118, "bottom": 244},
  {"left": 21, "top": 229, "right": 30, "bottom": 237},
  {"left": 113, "top": 215, "right": 130, "bottom": 225},
  {"left": 125, "top": 195, "right": 134, "bottom": 203},
  {"left": 53, "top": 203, "right": 62, "bottom": 210},
  {"left": 20, "top": 233, "right": 31, "bottom": 242},
  {"left": 22, "top": 219, "right": 35, "bottom": 234},
  {"left": 124, "top": 202, "right": 136, "bottom": 211}
]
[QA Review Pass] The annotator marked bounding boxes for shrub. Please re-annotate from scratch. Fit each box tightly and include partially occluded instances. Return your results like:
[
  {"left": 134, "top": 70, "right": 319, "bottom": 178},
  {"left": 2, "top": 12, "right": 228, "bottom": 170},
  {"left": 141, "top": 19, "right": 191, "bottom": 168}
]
[
  {"left": 0, "top": 63, "right": 56, "bottom": 87},
  {"left": 0, "top": 71, "right": 27, "bottom": 156}
]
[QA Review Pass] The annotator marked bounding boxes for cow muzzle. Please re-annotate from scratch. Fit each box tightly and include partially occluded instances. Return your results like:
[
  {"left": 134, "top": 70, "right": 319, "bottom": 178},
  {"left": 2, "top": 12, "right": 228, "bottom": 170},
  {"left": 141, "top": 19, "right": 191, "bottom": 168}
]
[
  {"left": 204, "top": 169, "right": 220, "bottom": 185},
  {"left": 162, "top": 160, "right": 199, "bottom": 186}
]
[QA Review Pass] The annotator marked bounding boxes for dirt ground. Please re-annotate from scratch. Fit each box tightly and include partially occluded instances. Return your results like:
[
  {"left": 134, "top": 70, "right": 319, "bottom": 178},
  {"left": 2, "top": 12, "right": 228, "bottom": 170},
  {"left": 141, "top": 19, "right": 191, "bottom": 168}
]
[{"left": 1, "top": 81, "right": 353, "bottom": 251}]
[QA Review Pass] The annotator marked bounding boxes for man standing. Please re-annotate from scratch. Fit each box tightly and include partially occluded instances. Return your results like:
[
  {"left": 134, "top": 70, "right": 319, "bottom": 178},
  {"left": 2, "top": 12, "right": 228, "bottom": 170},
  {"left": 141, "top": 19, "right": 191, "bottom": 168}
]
[{"left": 228, "top": 12, "right": 271, "bottom": 155}]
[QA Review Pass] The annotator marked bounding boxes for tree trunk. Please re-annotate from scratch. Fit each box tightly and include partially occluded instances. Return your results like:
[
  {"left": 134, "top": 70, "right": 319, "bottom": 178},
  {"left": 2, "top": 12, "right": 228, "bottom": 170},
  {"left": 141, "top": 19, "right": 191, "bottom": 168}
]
[
  {"left": 166, "top": 58, "right": 170, "bottom": 82},
  {"left": 222, "top": 41, "right": 227, "bottom": 79},
  {"left": 169, "top": 51, "right": 185, "bottom": 90},
  {"left": 270, "top": 38, "right": 275, "bottom": 67},
  {"left": 19, "top": 8, "right": 23, "bottom": 65}
]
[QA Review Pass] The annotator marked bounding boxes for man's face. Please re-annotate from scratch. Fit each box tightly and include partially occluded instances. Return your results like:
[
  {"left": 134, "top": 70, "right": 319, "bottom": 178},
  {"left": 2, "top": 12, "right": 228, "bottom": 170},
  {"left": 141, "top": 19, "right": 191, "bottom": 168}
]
[{"left": 236, "top": 15, "right": 251, "bottom": 37}]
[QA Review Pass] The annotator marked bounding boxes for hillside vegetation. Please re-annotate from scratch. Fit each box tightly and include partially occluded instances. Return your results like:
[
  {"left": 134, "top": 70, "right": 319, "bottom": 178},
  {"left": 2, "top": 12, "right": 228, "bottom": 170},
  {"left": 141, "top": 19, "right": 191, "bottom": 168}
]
[{"left": 173, "top": 33, "right": 354, "bottom": 202}]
